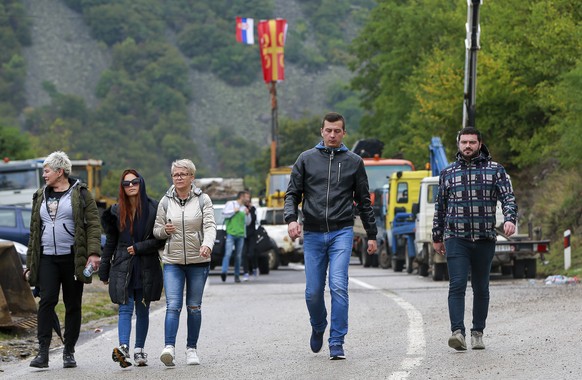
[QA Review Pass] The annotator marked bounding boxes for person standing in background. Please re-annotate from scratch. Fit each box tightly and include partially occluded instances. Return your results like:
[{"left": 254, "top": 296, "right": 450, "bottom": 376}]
[
  {"left": 220, "top": 191, "right": 251, "bottom": 283},
  {"left": 242, "top": 192, "right": 258, "bottom": 280}
]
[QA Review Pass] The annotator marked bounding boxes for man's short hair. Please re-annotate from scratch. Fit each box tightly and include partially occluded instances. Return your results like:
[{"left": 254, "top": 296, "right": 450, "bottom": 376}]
[
  {"left": 43, "top": 151, "right": 72, "bottom": 177},
  {"left": 457, "top": 127, "right": 482, "bottom": 143},
  {"left": 321, "top": 112, "right": 346, "bottom": 131}
]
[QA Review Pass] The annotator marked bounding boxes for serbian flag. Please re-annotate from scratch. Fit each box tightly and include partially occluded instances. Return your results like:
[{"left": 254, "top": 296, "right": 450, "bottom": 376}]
[
  {"left": 236, "top": 17, "right": 254, "bottom": 44},
  {"left": 258, "top": 18, "right": 287, "bottom": 83}
]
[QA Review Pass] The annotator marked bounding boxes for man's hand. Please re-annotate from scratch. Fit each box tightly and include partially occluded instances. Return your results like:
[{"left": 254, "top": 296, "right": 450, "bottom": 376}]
[
  {"left": 288, "top": 221, "right": 302, "bottom": 241},
  {"left": 433, "top": 242, "right": 446, "bottom": 256},
  {"left": 367, "top": 240, "right": 377, "bottom": 255},
  {"left": 504, "top": 221, "right": 516, "bottom": 237}
]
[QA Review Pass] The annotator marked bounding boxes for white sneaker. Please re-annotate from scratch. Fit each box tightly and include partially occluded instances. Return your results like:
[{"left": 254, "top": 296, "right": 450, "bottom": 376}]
[
  {"left": 242, "top": 273, "right": 249, "bottom": 282},
  {"left": 186, "top": 348, "right": 200, "bottom": 365},
  {"left": 160, "top": 345, "right": 175, "bottom": 367}
]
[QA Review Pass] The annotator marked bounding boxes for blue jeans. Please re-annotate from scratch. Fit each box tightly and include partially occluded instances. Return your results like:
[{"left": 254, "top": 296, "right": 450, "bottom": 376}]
[
  {"left": 445, "top": 238, "right": 495, "bottom": 335},
  {"left": 303, "top": 227, "right": 353, "bottom": 347},
  {"left": 118, "top": 288, "right": 150, "bottom": 348},
  {"left": 163, "top": 264, "right": 209, "bottom": 349},
  {"left": 221, "top": 234, "right": 245, "bottom": 276}
]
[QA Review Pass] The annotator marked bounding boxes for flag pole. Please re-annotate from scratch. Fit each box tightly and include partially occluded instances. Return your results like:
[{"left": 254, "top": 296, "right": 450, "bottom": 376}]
[{"left": 269, "top": 81, "right": 278, "bottom": 169}]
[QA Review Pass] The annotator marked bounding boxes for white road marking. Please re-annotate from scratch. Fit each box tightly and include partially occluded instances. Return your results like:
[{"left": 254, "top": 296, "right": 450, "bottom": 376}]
[{"left": 350, "top": 277, "right": 426, "bottom": 380}]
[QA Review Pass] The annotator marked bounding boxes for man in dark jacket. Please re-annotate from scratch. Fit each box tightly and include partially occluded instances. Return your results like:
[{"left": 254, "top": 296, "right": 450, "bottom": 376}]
[
  {"left": 432, "top": 127, "right": 517, "bottom": 351},
  {"left": 284, "top": 112, "right": 377, "bottom": 360}
]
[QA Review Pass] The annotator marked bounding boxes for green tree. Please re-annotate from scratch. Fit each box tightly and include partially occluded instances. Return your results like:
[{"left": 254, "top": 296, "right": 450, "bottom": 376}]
[{"left": 0, "top": 123, "right": 33, "bottom": 159}]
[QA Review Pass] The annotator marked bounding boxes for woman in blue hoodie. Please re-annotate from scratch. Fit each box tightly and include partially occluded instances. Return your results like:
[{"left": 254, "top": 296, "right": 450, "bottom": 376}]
[{"left": 99, "top": 169, "right": 164, "bottom": 368}]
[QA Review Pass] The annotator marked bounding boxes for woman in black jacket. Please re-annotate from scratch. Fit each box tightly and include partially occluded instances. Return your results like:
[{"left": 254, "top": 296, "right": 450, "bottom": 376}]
[{"left": 99, "top": 169, "right": 164, "bottom": 368}]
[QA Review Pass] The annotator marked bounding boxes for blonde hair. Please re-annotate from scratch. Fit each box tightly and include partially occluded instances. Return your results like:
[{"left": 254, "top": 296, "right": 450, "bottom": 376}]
[
  {"left": 171, "top": 159, "right": 196, "bottom": 176},
  {"left": 43, "top": 151, "right": 72, "bottom": 177}
]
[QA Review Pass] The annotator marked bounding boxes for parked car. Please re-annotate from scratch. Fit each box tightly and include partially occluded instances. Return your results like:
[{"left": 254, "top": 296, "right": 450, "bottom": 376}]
[
  {"left": 211, "top": 204, "right": 279, "bottom": 274},
  {"left": 0, "top": 205, "right": 32, "bottom": 246}
]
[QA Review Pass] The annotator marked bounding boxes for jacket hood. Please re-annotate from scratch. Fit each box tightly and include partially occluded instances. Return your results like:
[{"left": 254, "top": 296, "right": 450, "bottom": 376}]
[
  {"left": 315, "top": 141, "right": 349, "bottom": 153},
  {"left": 164, "top": 183, "right": 202, "bottom": 200},
  {"left": 41, "top": 177, "right": 81, "bottom": 197},
  {"left": 456, "top": 143, "right": 491, "bottom": 163}
]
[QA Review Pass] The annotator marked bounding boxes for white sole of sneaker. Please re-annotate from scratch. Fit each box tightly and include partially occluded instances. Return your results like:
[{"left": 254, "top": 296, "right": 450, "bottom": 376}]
[
  {"left": 160, "top": 353, "right": 175, "bottom": 367},
  {"left": 448, "top": 336, "right": 467, "bottom": 351}
]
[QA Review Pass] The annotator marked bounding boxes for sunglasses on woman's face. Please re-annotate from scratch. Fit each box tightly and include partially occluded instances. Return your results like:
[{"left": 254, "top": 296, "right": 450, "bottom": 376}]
[{"left": 122, "top": 178, "right": 140, "bottom": 187}]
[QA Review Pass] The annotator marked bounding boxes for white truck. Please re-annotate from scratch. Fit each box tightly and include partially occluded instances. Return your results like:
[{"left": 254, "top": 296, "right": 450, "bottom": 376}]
[
  {"left": 256, "top": 207, "right": 303, "bottom": 266},
  {"left": 414, "top": 176, "right": 550, "bottom": 280}
]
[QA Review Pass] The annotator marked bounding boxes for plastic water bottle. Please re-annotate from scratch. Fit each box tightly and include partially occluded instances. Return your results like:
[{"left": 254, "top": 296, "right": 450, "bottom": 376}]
[{"left": 83, "top": 262, "right": 95, "bottom": 277}]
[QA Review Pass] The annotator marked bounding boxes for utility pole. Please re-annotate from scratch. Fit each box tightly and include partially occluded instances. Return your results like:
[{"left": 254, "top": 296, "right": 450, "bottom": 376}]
[{"left": 462, "top": 0, "right": 482, "bottom": 129}]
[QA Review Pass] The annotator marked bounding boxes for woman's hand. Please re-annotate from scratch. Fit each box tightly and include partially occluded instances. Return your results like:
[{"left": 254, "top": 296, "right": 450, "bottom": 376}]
[
  {"left": 200, "top": 245, "right": 211, "bottom": 258},
  {"left": 165, "top": 219, "right": 176, "bottom": 235}
]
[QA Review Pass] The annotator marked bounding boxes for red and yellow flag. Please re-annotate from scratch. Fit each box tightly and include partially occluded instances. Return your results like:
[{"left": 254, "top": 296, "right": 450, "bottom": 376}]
[{"left": 258, "top": 19, "right": 287, "bottom": 83}]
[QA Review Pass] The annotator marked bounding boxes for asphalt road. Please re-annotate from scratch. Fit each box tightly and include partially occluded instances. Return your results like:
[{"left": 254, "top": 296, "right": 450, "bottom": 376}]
[{"left": 2, "top": 259, "right": 581, "bottom": 379}]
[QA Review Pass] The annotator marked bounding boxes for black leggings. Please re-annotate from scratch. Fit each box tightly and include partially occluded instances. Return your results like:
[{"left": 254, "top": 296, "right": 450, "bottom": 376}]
[{"left": 37, "top": 253, "right": 84, "bottom": 350}]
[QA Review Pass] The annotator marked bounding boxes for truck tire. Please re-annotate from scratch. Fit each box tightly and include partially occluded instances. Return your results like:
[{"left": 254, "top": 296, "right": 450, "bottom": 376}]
[
  {"left": 419, "top": 263, "right": 429, "bottom": 277},
  {"left": 419, "top": 245, "right": 429, "bottom": 277},
  {"left": 279, "top": 254, "right": 290, "bottom": 266},
  {"left": 406, "top": 253, "right": 414, "bottom": 274},
  {"left": 513, "top": 260, "right": 525, "bottom": 279},
  {"left": 362, "top": 240, "right": 372, "bottom": 267},
  {"left": 432, "top": 263, "right": 447, "bottom": 281},
  {"left": 266, "top": 243, "right": 279, "bottom": 270},
  {"left": 258, "top": 255, "right": 270, "bottom": 275},
  {"left": 525, "top": 259, "right": 537, "bottom": 279},
  {"left": 379, "top": 245, "right": 391, "bottom": 269}
]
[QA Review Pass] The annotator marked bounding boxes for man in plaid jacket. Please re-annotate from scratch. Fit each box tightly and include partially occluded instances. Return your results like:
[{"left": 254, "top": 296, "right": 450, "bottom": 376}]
[{"left": 432, "top": 127, "right": 517, "bottom": 351}]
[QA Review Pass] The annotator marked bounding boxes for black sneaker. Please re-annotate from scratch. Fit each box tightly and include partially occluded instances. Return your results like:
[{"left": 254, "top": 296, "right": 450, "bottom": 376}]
[
  {"left": 329, "top": 345, "right": 345, "bottom": 360},
  {"left": 310, "top": 329, "right": 324, "bottom": 353},
  {"left": 220, "top": 272, "right": 227, "bottom": 282},
  {"left": 112, "top": 345, "right": 132, "bottom": 368}
]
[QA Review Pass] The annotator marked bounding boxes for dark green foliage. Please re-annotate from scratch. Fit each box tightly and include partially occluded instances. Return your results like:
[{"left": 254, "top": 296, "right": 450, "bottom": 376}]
[
  {"left": 349, "top": 0, "right": 582, "bottom": 171},
  {"left": 0, "top": 123, "right": 32, "bottom": 159},
  {"left": 0, "top": 1, "right": 29, "bottom": 114}
]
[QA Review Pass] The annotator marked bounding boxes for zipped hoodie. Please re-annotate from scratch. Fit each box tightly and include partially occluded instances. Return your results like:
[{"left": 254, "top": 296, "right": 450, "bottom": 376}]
[
  {"left": 284, "top": 142, "right": 377, "bottom": 240},
  {"left": 27, "top": 177, "right": 101, "bottom": 285},
  {"left": 432, "top": 144, "right": 518, "bottom": 243}
]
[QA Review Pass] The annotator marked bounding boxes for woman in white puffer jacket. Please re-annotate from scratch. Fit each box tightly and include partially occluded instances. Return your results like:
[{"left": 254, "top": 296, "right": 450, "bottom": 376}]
[{"left": 153, "top": 159, "right": 216, "bottom": 367}]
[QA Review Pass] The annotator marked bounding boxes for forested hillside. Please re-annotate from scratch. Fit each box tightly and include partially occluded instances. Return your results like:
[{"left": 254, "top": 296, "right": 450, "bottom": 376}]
[
  {"left": 0, "top": 0, "right": 580, "bottom": 273},
  {"left": 3, "top": 0, "right": 373, "bottom": 194}
]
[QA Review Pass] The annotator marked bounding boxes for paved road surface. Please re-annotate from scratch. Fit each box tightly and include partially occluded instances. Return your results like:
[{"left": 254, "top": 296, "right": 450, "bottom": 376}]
[{"left": 2, "top": 261, "right": 581, "bottom": 379}]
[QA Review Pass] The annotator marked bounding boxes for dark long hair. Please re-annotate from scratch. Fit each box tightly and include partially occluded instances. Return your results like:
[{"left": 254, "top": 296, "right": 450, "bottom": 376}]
[{"left": 118, "top": 169, "right": 143, "bottom": 234}]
